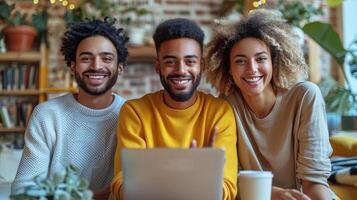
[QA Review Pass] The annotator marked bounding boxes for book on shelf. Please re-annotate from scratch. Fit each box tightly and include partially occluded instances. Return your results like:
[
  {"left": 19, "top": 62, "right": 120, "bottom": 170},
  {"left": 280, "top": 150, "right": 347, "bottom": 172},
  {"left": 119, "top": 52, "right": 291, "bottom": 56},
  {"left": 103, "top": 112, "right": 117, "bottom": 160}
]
[
  {"left": 0, "top": 106, "right": 14, "bottom": 128},
  {"left": 0, "top": 63, "right": 38, "bottom": 91},
  {"left": 0, "top": 101, "right": 35, "bottom": 128}
]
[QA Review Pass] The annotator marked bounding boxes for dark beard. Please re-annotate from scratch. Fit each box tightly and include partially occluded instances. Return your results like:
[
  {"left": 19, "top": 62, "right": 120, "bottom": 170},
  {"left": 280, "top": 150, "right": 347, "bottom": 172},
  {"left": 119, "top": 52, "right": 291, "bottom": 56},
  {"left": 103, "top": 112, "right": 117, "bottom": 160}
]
[
  {"left": 159, "top": 73, "right": 201, "bottom": 102},
  {"left": 75, "top": 68, "right": 118, "bottom": 96}
]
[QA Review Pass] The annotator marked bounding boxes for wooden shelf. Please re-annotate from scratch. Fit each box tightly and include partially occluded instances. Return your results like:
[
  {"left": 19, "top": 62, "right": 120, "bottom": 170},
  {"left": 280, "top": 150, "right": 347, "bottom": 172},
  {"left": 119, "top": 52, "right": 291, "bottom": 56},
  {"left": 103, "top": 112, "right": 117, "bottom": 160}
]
[
  {"left": 0, "top": 51, "right": 41, "bottom": 62},
  {"left": 128, "top": 45, "right": 156, "bottom": 63},
  {"left": 0, "top": 89, "right": 42, "bottom": 96},
  {"left": 0, "top": 127, "right": 26, "bottom": 133}
]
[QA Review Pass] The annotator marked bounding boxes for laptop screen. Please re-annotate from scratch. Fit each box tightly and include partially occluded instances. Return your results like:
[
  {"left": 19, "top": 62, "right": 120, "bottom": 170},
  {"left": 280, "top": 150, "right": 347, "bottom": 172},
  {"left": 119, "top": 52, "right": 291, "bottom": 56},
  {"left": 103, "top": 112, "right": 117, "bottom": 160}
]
[{"left": 121, "top": 148, "right": 225, "bottom": 200}]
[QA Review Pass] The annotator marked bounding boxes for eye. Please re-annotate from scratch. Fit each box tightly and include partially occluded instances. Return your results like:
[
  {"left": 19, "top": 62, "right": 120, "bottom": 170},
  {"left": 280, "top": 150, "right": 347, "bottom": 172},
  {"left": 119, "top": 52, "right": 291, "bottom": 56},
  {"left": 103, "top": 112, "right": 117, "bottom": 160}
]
[
  {"left": 234, "top": 58, "right": 246, "bottom": 65},
  {"left": 256, "top": 56, "right": 268, "bottom": 63},
  {"left": 102, "top": 56, "right": 114, "bottom": 63},
  {"left": 164, "top": 59, "right": 176, "bottom": 66},
  {"left": 185, "top": 59, "right": 197, "bottom": 66},
  {"left": 80, "top": 56, "right": 91, "bottom": 63}
]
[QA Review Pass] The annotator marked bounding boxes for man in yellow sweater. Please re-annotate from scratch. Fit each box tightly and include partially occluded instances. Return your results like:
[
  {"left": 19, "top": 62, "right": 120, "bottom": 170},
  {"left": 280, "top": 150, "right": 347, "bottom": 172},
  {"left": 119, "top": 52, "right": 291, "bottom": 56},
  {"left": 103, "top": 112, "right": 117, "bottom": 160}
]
[{"left": 111, "top": 18, "right": 237, "bottom": 200}]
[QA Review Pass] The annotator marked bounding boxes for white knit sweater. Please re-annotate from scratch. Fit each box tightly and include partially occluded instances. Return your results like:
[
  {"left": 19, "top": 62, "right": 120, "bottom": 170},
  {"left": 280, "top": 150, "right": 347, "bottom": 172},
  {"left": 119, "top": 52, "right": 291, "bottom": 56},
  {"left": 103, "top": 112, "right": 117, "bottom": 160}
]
[{"left": 11, "top": 93, "right": 125, "bottom": 194}]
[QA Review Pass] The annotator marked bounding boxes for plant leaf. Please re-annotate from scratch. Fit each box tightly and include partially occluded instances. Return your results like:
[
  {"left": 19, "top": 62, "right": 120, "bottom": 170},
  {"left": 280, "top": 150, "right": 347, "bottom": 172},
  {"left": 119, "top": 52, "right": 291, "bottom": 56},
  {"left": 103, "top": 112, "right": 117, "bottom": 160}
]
[{"left": 303, "top": 21, "right": 346, "bottom": 66}]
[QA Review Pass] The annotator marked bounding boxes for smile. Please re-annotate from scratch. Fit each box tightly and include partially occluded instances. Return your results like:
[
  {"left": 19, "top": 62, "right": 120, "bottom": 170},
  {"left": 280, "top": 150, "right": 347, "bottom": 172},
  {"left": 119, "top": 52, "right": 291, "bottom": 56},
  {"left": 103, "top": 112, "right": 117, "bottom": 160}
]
[
  {"left": 168, "top": 77, "right": 192, "bottom": 88},
  {"left": 243, "top": 76, "right": 263, "bottom": 83},
  {"left": 86, "top": 75, "right": 106, "bottom": 79}
]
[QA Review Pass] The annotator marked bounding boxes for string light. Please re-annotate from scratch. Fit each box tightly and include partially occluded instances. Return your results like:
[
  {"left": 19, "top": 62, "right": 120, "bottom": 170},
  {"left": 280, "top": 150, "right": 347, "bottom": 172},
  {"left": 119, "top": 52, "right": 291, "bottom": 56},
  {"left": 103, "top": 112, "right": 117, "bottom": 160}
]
[
  {"left": 252, "top": 0, "right": 267, "bottom": 8},
  {"left": 62, "top": 0, "right": 68, "bottom": 6},
  {"left": 31, "top": 0, "right": 75, "bottom": 10},
  {"left": 68, "top": 3, "right": 75, "bottom": 10}
]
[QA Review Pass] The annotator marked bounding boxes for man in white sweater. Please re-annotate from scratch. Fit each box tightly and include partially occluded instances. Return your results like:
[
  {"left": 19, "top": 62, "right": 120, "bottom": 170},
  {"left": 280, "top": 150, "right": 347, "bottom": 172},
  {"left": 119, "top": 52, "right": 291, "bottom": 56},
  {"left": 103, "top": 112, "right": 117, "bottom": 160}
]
[{"left": 11, "top": 17, "right": 128, "bottom": 199}]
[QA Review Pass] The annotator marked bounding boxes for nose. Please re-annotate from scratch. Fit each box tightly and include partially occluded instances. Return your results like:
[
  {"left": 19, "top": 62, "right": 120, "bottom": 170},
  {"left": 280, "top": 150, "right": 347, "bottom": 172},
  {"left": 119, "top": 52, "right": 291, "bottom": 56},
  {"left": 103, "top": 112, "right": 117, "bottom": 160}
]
[
  {"left": 175, "top": 60, "right": 187, "bottom": 74},
  {"left": 247, "top": 59, "right": 258, "bottom": 74},
  {"left": 90, "top": 56, "right": 102, "bottom": 70}
]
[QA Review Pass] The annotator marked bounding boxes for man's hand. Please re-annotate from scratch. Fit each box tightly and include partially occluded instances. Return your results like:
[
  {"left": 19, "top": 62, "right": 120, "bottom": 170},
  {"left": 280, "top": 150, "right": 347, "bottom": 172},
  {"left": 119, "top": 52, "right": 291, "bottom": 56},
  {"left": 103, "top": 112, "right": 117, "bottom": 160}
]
[
  {"left": 271, "top": 186, "right": 311, "bottom": 200},
  {"left": 190, "top": 126, "right": 218, "bottom": 148}
]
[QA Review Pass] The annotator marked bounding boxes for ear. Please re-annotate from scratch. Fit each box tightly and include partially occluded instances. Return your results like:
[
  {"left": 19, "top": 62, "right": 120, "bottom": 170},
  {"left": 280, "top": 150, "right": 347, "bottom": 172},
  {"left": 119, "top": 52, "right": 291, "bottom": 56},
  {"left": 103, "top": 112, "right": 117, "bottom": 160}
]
[
  {"left": 154, "top": 58, "right": 160, "bottom": 74},
  {"left": 70, "top": 61, "right": 75, "bottom": 74},
  {"left": 117, "top": 64, "right": 124, "bottom": 74}
]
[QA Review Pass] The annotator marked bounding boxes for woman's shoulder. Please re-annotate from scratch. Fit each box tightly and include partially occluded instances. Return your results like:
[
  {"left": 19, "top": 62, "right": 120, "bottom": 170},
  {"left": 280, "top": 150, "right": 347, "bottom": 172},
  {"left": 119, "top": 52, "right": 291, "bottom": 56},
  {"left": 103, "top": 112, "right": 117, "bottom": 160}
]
[
  {"left": 284, "top": 81, "right": 323, "bottom": 104},
  {"left": 287, "top": 81, "right": 321, "bottom": 97},
  {"left": 291, "top": 81, "right": 319, "bottom": 91}
]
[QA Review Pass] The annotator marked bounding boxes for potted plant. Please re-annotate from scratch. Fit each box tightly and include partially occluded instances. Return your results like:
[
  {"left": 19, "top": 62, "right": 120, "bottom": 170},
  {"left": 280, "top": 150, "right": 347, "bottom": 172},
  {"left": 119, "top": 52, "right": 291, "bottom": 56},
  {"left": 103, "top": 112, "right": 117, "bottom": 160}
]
[
  {"left": 0, "top": 1, "right": 47, "bottom": 51},
  {"left": 10, "top": 165, "right": 93, "bottom": 200},
  {"left": 303, "top": 21, "right": 357, "bottom": 131},
  {"left": 120, "top": 6, "right": 152, "bottom": 46}
]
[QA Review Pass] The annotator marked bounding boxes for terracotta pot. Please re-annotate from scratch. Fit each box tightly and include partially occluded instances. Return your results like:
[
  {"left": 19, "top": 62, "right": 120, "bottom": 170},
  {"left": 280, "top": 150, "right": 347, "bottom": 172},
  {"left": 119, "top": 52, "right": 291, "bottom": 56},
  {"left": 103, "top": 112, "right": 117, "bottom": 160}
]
[{"left": 2, "top": 25, "right": 37, "bottom": 51}]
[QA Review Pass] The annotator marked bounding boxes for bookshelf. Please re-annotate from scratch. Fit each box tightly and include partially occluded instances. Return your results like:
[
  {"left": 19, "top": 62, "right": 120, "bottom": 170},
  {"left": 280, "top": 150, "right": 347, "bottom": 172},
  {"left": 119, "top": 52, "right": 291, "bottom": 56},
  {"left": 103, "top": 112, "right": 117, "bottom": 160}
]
[
  {"left": 0, "top": 43, "right": 47, "bottom": 134},
  {"left": 0, "top": 45, "right": 156, "bottom": 134}
]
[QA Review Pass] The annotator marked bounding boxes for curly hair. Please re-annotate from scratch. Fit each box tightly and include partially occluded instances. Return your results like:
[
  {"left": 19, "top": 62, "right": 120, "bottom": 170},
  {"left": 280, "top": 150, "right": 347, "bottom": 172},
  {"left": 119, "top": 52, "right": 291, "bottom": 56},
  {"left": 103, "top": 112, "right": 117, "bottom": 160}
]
[
  {"left": 205, "top": 9, "right": 308, "bottom": 95},
  {"left": 61, "top": 17, "right": 129, "bottom": 67},
  {"left": 153, "top": 18, "right": 205, "bottom": 53}
]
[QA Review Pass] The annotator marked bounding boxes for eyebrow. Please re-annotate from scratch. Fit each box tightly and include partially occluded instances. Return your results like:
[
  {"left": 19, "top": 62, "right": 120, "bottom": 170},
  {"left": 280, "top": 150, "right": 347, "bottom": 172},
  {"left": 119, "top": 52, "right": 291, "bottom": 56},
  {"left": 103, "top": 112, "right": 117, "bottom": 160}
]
[
  {"left": 162, "top": 55, "right": 199, "bottom": 60},
  {"left": 233, "top": 51, "right": 268, "bottom": 58},
  {"left": 79, "top": 51, "right": 115, "bottom": 57}
]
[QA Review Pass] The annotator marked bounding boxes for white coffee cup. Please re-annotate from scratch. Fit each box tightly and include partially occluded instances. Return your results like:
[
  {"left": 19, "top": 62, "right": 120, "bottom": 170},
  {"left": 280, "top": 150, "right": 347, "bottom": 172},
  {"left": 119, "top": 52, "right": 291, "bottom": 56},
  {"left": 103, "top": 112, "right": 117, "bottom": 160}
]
[{"left": 238, "top": 170, "right": 273, "bottom": 200}]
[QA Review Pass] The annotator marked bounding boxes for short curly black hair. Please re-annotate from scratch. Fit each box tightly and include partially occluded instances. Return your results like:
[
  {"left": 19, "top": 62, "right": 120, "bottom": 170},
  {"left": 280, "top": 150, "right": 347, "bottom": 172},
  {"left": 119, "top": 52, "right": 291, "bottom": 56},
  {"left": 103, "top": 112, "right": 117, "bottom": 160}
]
[
  {"left": 61, "top": 17, "right": 129, "bottom": 67},
  {"left": 153, "top": 18, "right": 205, "bottom": 53}
]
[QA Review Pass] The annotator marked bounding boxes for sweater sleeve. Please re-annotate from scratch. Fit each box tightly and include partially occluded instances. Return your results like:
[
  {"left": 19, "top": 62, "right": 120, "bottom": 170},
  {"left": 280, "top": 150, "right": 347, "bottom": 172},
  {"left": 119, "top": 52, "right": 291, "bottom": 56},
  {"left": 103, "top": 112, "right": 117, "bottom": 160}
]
[
  {"left": 112, "top": 102, "right": 146, "bottom": 200},
  {"left": 213, "top": 101, "right": 238, "bottom": 200},
  {"left": 296, "top": 83, "right": 332, "bottom": 186},
  {"left": 11, "top": 106, "right": 53, "bottom": 194}
]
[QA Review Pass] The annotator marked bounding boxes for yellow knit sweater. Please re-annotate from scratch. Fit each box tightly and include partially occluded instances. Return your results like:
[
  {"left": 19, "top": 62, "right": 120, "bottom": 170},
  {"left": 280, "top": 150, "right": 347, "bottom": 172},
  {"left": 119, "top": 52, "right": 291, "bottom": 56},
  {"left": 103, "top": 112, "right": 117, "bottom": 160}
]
[{"left": 112, "top": 90, "right": 237, "bottom": 200}]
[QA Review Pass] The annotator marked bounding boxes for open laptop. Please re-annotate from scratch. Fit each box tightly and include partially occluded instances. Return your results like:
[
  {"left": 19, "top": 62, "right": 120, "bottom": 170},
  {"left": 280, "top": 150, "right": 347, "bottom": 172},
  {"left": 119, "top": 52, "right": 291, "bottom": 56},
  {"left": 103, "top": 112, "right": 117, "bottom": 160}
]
[{"left": 121, "top": 148, "right": 226, "bottom": 200}]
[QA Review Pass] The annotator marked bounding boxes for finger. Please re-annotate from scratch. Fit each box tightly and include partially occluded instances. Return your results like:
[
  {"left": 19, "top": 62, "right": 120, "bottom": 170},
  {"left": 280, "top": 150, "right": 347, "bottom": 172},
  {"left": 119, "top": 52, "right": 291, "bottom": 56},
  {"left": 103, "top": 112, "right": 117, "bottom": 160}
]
[
  {"left": 280, "top": 192, "right": 297, "bottom": 200},
  {"left": 190, "top": 139, "right": 197, "bottom": 148},
  {"left": 207, "top": 126, "right": 218, "bottom": 147},
  {"left": 288, "top": 190, "right": 311, "bottom": 200}
]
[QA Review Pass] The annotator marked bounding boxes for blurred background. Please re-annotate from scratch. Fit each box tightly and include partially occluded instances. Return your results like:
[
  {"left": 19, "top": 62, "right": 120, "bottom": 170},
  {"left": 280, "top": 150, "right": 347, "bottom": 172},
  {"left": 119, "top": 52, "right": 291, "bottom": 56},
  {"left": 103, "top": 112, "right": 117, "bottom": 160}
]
[{"left": 0, "top": 0, "right": 356, "bottom": 199}]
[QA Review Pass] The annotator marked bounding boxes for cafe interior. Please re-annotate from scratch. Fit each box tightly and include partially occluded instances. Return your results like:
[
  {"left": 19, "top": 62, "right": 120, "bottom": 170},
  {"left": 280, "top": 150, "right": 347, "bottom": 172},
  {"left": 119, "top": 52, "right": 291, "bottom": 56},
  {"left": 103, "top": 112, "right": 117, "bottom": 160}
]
[{"left": 0, "top": 0, "right": 356, "bottom": 199}]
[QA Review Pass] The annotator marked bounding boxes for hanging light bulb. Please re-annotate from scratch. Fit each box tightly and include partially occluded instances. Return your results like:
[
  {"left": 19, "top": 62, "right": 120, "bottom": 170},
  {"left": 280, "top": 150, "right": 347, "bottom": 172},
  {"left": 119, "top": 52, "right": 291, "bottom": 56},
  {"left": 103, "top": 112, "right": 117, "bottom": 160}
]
[
  {"left": 253, "top": 0, "right": 267, "bottom": 8},
  {"left": 50, "top": 0, "right": 56, "bottom": 4},
  {"left": 68, "top": 3, "right": 75, "bottom": 10},
  {"left": 33, "top": 0, "right": 39, "bottom": 4},
  {"left": 62, "top": 0, "right": 68, "bottom": 6}
]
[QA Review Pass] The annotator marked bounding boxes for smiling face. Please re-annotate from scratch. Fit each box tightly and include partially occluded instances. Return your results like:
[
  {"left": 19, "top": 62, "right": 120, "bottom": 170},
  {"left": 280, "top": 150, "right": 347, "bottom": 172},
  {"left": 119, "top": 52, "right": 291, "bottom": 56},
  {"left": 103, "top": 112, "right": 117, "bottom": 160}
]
[
  {"left": 71, "top": 35, "right": 122, "bottom": 96},
  {"left": 229, "top": 37, "right": 274, "bottom": 99},
  {"left": 155, "top": 38, "right": 202, "bottom": 104}
]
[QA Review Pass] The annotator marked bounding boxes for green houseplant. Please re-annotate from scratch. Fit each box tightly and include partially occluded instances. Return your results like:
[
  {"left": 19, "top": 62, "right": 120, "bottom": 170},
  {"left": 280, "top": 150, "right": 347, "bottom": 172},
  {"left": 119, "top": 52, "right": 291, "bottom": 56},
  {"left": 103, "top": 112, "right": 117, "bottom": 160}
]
[
  {"left": 0, "top": 1, "right": 36, "bottom": 51},
  {"left": 10, "top": 165, "right": 93, "bottom": 200},
  {"left": 0, "top": 1, "right": 48, "bottom": 51},
  {"left": 303, "top": 20, "right": 357, "bottom": 130}
]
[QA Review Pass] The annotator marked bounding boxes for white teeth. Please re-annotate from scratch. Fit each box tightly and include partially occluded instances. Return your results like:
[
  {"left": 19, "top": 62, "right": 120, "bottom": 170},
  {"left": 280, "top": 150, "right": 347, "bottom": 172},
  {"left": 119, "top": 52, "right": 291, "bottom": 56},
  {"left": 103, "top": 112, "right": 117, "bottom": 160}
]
[
  {"left": 88, "top": 75, "right": 105, "bottom": 79},
  {"left": 172, "top": 80, "right": 189, "bottom": 84},
  {"left": 244, "top": 76, "right": 261, "bottom": 82}
]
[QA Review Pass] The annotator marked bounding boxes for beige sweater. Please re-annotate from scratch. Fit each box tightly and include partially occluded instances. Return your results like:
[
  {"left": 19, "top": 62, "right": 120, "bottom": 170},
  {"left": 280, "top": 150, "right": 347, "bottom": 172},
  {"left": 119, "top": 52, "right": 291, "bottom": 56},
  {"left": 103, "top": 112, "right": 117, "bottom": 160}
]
[{"left": 225, "top": 81, "right": 332, "bottom": 190}]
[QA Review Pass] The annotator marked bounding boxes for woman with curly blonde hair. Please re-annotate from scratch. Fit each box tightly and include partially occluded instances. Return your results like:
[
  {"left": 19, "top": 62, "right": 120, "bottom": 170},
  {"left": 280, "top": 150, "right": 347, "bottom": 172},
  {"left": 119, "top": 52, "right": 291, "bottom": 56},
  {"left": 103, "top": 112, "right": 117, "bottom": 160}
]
[{"left": 206, "top": 9, "right": 334, "bottom": 200}]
